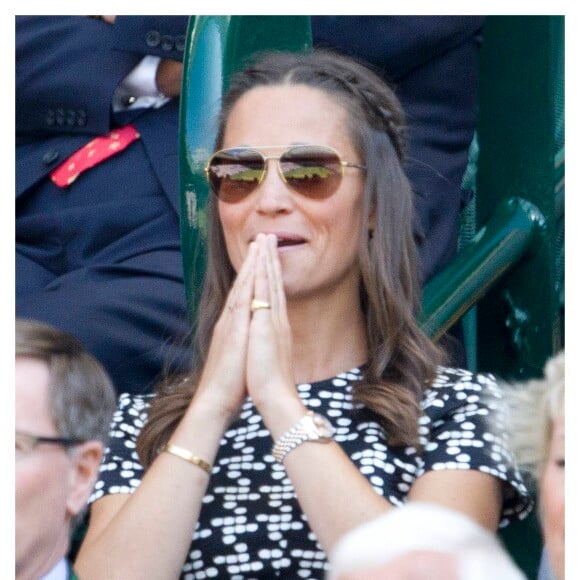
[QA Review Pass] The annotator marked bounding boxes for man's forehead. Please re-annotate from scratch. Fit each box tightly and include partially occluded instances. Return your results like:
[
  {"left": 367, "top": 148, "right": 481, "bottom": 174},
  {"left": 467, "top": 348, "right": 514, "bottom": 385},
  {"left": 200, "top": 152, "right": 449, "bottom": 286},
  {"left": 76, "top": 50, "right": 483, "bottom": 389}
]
[{"left": 15, "top": 356, "right": 54, "bottom": 432}]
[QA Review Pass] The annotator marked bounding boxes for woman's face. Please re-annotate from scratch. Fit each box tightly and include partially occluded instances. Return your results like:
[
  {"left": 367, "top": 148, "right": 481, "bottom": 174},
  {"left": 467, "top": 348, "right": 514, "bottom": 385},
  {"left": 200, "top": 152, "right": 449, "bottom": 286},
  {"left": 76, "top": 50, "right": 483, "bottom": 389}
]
[
  {"left": 217, "top": 84, "right": 366, "bottom": 302},
  {"left": 540, "top": 414, "right": 565, "bottom": 579}
]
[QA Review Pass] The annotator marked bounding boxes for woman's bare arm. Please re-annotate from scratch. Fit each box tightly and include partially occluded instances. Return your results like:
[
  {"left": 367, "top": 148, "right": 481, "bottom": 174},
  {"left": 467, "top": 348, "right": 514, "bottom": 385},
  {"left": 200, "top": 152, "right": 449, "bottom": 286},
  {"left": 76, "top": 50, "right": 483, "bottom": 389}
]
[
  {"left": 248, "top": 234, "right": 503, "bottom": 553},
  {"left": 76, "top": 244, "right": 260, "bottom": 579},
  {"left": 75, "top": 400, "right": 229, "bottom": 580}
]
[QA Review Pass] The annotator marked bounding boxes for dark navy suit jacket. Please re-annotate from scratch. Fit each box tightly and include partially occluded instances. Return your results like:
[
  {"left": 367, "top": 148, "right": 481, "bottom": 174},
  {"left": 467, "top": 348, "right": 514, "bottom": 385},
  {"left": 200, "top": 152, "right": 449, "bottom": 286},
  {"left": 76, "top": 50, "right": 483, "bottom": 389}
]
[
  {"left": 16, "top": 15, "right": 188, "bottom": 209},
  {"left": 312, "top": 16, "right": 485, "bottom": 282},
  {"left": 16, "top": 16, "right": 191, "bottom": 395}
]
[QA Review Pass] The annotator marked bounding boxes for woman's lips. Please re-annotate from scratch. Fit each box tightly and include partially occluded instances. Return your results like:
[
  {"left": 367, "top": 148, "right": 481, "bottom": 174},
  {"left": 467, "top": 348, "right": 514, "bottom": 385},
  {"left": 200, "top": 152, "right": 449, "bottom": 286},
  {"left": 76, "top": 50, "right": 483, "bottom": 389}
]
[
  {"left": 276, "top": 237, "right": 305, "bottom": 248},
  {"left": 250, "top": 233, "right": 307, "bottom": 248}
]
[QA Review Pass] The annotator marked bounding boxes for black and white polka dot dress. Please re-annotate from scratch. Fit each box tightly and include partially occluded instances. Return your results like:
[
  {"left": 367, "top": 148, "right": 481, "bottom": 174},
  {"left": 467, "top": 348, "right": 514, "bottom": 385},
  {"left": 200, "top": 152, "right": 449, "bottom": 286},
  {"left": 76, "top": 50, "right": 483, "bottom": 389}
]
[{"left": 90, "top": 366, "right": 531, "bottom": 579}]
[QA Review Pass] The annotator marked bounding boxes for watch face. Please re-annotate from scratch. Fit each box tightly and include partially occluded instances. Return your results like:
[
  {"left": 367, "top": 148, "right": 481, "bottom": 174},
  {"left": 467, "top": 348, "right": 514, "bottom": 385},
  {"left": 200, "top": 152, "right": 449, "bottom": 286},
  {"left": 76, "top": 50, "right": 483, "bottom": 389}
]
[{"left": 311, "top": 414, "right": 334, "bottom": 438}]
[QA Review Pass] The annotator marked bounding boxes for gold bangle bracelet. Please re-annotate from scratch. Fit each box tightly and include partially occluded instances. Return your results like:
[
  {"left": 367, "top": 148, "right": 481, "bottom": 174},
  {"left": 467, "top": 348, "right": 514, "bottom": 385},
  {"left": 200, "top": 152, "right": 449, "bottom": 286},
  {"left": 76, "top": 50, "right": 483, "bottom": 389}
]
[{"left": 163, "top": 444, "right": 212, "bottom": 475}]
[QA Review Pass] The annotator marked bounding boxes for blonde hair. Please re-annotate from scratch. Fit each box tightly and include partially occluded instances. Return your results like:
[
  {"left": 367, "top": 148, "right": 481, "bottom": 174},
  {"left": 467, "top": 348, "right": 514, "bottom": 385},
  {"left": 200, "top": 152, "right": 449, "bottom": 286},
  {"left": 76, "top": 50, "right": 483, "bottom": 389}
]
[{"left": 501, "top": 351, "right": 564, "bottom": 480}]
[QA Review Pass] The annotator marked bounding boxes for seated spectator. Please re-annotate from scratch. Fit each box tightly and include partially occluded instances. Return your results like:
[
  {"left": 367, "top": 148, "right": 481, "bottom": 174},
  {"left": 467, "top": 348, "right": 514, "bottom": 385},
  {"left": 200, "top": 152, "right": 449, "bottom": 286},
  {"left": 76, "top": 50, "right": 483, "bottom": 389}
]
[
  {"left": 501, "top": 352, "right": 565, "bottom": 580},
  {"left": 75, "top": 49, "right": 530, "bottom": 579},
  {"left": 16, "top": 319, "right": 117, "bottom": 580},
  {"left": 16, "top": 16, "right": 191, "bottom": 396},
  {"left": 328, "top": 502, "right": 524, "bottom": 579}
]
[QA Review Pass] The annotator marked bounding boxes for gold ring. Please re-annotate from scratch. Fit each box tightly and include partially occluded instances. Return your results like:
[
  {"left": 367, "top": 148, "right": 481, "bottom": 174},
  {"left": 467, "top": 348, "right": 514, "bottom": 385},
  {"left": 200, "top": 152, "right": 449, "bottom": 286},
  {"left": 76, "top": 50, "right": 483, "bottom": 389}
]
[{"left": 250, "top": 299, "right": 271, "bottom": 313}]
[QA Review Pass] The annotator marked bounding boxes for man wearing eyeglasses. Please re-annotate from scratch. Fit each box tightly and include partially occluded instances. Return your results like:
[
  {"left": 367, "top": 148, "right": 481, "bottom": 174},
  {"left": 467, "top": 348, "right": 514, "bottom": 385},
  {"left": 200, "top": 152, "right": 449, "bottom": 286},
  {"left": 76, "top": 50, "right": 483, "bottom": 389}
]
[{"left": 16, "top": 319, "right": 117, "bottom": 580}]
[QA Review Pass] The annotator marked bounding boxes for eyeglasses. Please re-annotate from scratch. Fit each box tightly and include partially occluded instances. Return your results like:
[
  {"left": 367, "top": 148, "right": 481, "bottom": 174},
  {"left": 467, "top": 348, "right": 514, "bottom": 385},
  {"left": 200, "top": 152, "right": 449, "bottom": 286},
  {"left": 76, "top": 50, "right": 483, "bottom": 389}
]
[
  {"left": 205, "top": 144, "right": 366, "bottom": 203},
  {"left": 15, "top": 430, "right": 86, "bottom": 454}
]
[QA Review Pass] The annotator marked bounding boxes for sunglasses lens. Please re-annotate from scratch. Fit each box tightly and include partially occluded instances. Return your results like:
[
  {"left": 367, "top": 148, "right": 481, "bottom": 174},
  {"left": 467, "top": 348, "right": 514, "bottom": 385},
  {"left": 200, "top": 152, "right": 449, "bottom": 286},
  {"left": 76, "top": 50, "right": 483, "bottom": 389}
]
[
  {"left": 280, "top": 146, "right": 343, "bottom": 198},
  {"left": 207, "top": 149, "right": 265, "bottom": 202}
]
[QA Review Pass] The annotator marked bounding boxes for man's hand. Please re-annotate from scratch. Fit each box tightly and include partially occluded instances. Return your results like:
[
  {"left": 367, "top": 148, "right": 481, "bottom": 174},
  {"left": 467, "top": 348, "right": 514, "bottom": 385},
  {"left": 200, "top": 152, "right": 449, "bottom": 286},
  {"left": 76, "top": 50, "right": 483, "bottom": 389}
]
[
  {"left": 156, "top": 59, "right": 183, "bottom": 97},
  {"left": 87, "top": 16, "right": 116, "bottom": 24}
]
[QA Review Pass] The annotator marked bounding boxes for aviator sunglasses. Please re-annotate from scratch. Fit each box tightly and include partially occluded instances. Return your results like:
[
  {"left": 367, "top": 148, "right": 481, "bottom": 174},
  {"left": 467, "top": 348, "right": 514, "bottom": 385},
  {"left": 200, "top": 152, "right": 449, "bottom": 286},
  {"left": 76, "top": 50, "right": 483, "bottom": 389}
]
[{"left": 205, "top": 145, "right": 366, "bottom": 203}]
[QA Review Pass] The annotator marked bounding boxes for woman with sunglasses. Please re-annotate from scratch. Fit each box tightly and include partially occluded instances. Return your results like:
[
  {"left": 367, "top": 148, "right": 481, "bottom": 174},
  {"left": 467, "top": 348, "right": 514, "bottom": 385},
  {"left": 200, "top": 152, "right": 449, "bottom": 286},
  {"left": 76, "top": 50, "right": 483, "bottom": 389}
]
[{"left": 76, "top": 50, "right": 530, "bottom": 579}]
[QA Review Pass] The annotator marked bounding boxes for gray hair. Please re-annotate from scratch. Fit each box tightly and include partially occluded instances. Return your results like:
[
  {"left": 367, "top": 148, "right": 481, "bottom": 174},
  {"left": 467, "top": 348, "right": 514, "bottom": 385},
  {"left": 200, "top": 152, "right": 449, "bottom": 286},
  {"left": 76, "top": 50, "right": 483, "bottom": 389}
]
[
  {"left": 501, "top": 351, "right": 564, "bottom": 480},
  {"left": 16, "top": 319, "right": 117, "bottom": 445}
]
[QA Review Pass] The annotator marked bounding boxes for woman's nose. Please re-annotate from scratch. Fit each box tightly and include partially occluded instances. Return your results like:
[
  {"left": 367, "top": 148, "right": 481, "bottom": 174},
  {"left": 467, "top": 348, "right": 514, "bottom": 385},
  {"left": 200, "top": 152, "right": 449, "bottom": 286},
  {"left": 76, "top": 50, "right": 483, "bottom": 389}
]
[{"left": 254, "top": 159, "right": 293, "bottom": 214}]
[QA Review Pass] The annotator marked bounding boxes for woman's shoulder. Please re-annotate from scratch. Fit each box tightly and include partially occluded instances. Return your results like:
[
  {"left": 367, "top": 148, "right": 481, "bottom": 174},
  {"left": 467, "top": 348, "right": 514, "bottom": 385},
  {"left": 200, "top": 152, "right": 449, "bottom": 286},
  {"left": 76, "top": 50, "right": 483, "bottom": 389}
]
[
  {"left": 104, "top": 393, "right": 156, "bottom": 462},
  {"left": 117, "top": 391, "right": 156, "bottom": 407},
  {"left": 427, "top": 366, "right": 497, "bottom": 392},
  {"left": 420, "top": 366, "right": 501, "bottom": 415},
  {"left": 113, "top": 392, "right": 155, "bottom": 425}
]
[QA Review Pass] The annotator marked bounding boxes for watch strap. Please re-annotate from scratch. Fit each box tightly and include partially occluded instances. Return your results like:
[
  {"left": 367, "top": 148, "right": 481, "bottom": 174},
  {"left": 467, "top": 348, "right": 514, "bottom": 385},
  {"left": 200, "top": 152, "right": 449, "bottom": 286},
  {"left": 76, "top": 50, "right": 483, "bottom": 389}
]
[{"left": 272, "top": 411, "right": 333, "bottom": 463}]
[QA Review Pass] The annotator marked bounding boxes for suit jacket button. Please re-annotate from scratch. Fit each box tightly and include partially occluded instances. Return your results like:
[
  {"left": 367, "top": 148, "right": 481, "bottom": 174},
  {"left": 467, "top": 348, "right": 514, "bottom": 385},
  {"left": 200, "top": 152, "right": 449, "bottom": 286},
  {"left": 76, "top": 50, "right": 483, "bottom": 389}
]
[
  {"left": 66, "top": 109, "right": 77, "bottom": 126},
  {"left": 161, "top": 35, "right": 174, "bottom": 51},
  {"left": 77, "top": 109, "right": 87, "bottom": 127},
  {"left": 42, "top": 149, "right": 60, "bottom": 165},
  {"left": 55, "top": 108, "right": 65, "bottom": 126},
  {"left": 145, "top": 30, "right": 161, "bottom": 47}
]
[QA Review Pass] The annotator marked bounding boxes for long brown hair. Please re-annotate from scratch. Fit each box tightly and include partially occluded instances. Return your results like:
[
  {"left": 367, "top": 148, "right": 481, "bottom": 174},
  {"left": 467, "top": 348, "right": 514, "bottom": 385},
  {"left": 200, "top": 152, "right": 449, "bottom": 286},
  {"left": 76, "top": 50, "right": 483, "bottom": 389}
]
[{"left": 138, "top": 49, "right": 443, "bottom": 467}]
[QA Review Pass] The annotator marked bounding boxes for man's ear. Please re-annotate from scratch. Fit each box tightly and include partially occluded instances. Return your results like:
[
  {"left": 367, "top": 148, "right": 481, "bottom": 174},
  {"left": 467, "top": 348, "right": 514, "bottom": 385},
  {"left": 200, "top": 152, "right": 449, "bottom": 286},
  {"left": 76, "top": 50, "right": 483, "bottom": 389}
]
[{"left": 66, "top": 441, "right": 103, "bottom": 518}]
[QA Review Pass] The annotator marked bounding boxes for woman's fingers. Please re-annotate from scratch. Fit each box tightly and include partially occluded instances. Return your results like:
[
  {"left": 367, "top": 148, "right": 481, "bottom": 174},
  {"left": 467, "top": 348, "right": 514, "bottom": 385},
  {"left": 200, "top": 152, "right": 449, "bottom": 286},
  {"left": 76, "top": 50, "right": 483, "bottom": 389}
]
[
  {"left": 266, "top": 233, "right": 286, "bottom": 317},
  {"left": 224, "top": 241, "right": 257, "bottom": 317},
  {"left": 252, "top": 234, "right": 272, "bottom": 313},
  {"left": 195, "top": 242, "right": 258, "bottom": 419},
  {"left": 252, "top": 233, "right": 284, "bottom": 316},
  {"left": 246, "top": 234, "right": 295, "bottom": 407}
]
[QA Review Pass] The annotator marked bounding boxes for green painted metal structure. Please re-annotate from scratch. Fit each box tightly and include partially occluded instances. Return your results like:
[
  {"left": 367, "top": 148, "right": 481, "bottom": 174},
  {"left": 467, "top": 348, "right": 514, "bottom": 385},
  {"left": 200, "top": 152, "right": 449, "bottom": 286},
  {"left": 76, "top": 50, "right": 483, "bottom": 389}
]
[
  {"left": 474, "top": 16, "right": 564, "bottom": 382},
  {"left": 178, "top": 15, "right": 564, "bottom": 579},
  {"left": 473, "top": 17, "right": 564, "bottom": 578},
  {"left": 419, "top": 197, "right": 546, "bottom": 340}
]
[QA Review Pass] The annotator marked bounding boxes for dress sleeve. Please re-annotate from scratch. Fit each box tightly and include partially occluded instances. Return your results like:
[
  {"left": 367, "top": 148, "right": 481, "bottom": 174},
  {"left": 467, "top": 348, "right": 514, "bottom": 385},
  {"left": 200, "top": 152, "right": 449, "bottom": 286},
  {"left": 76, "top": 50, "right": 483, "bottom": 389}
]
[
  {"left": 417, "top": 368, "right": 533, "bottom": 527},
  {"left": 89, "top": 393, "right": 151, "bottom": 503}
]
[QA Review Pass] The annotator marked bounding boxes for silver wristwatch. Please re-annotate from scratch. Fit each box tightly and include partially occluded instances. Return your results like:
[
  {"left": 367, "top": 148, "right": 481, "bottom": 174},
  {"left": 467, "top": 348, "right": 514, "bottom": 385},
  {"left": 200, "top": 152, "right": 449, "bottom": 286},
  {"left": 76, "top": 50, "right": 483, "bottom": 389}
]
[{"left": 272, "top": 411, "right": 335, "bottom": 463}]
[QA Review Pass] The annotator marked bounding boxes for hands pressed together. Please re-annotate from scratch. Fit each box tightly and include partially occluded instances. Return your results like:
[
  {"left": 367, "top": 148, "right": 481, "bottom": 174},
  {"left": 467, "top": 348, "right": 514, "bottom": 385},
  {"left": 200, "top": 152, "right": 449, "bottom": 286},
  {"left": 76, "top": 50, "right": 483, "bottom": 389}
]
[{"left": 195, "top": 233, "right": 302, "bottom": 431}]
